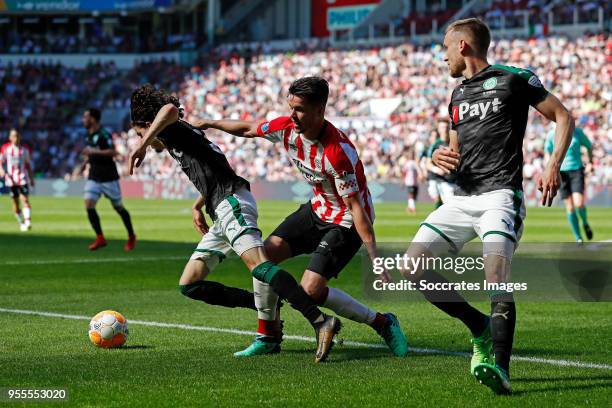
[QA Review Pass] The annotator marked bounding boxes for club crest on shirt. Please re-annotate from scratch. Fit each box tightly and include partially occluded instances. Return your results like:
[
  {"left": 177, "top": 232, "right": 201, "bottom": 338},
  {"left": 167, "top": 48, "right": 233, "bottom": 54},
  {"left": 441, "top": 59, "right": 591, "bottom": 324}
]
[{"left": 483, "top": 77, "right": 497, "bottom": 90}]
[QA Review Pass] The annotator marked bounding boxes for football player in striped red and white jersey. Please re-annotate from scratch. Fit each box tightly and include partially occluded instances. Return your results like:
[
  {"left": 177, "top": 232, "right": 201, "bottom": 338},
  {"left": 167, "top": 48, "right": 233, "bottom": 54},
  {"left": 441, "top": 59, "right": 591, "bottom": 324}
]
[
  {"left": 0, "top": 129, "right": 34, "bottom": 231},
  {"left": 195, "top": 77, "right": 409, "bottom": 358}
]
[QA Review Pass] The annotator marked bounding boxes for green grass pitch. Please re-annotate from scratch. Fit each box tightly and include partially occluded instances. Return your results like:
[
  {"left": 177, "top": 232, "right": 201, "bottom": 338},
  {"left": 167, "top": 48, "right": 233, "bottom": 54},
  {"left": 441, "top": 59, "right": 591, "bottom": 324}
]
[{"left": 1, "top": 196, "right": 611, "bottom": 407}]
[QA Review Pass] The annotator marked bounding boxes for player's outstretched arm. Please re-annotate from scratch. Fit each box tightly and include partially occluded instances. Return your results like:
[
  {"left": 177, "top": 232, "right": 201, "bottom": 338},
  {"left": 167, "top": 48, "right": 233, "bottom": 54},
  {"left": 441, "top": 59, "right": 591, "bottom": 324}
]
[
  {"left": 130, "top": 103, "right": 180, "bottom": 175},
  {"left": 535, "top": 93, "right": 575, "bottom": 206},
  {"left": 191, "top": 119, "right": 259, "bottom": 138}
]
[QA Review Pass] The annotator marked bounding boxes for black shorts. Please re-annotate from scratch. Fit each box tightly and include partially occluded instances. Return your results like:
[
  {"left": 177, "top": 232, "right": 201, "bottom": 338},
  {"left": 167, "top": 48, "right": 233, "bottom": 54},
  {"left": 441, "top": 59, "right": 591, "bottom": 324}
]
[
  {"left": 560, "top": 169, "right": 585, "bottom": 199},
  {"left": 406, "top": 186, "right": 418, "bottom": 197},
  {"left": 270, "top": 202, "right": 363, "bottom": 280},
  {"left": 9, "top": 185, "right": 29, "bottom": 199}
]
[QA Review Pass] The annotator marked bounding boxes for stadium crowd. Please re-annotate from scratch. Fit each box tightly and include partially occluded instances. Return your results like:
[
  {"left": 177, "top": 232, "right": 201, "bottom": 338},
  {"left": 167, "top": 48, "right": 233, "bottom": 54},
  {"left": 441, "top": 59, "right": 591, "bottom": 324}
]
[
  {"left": 0, "top": 61, "right": 121, "bottom": 178},
  {"left": 1, "top": 32, "right": 610, "bottom": 187},
  {"left": 0, "top": 30, "right": 200, "bottom": 54},
  {"left": 112, "top": 32, "right": 611, "bottom": 187}
]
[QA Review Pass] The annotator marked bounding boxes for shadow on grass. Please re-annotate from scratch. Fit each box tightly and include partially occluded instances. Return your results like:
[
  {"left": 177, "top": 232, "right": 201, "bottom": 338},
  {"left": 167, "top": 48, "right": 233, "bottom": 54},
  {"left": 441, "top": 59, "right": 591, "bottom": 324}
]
[
  {"left": 513, "top": 381, "right": 612, "bottom": 395},
  {"left": 509, "top": 373, "right": 612, "bottom": 395},
  {"left": 118, "top": 345, "right": 154, "bottom": 350},
  {"left": 0, "top": 232, "right": 196, "bottom": 262},
  {"left": 285, "top": 346, "right": 406, "bottom": 362},
  {"left": 514, "top": 375, "right": 612, "bottom": 383}
]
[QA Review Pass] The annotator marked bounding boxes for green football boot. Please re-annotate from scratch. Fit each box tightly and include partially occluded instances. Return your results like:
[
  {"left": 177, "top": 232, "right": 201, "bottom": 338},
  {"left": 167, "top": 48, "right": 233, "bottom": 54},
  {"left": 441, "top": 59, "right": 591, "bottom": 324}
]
[
  {"left": 376, "top": 313, "right": 409, "bottom": 357},
  {"left": 470, "top": 318, "right": 492, "bottom": 374},
  {"left": 233, "top": 335, "right": 281, "bottom": 357},
  {"left": 473, "top": 363, "right": 512, "bottom": 395}
]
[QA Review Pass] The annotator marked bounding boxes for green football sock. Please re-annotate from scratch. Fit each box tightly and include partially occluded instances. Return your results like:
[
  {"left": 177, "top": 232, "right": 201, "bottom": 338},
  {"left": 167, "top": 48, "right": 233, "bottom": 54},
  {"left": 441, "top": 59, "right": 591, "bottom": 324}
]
[
  {"left": 567, "top": 210, "right": 582, "bottom": 241},
  {"left": 577, "top": 206, "right": 589, "bottom": 227}
]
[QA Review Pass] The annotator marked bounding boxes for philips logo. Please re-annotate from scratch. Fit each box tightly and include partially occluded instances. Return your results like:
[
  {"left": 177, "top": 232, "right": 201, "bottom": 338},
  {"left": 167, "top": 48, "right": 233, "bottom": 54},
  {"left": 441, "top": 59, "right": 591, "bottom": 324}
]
[{"left": 453, "top": 98, "right": 502, "bottom": 123}]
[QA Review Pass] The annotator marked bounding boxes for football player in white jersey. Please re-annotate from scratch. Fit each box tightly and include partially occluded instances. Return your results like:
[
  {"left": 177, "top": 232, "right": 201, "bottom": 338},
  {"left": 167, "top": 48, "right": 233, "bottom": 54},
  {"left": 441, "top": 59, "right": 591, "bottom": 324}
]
[{"left": 0, "top": 129, "right": 34, "bottom": 231}]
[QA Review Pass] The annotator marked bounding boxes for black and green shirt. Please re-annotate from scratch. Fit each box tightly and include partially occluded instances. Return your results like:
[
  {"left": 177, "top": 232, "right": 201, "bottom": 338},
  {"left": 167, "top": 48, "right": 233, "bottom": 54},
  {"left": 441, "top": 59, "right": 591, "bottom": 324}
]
[
  {"left": 427, "top": 138, "right": 456, "bottom": 183},
  {"left": 157, "top": 120, "right": 250, "bottom": 220},
  {"left": 448, "top": 64, "right": 548, "bottom": 195},
  {"left": 87, "top": 127, "right": 119, "bottom": 182}
]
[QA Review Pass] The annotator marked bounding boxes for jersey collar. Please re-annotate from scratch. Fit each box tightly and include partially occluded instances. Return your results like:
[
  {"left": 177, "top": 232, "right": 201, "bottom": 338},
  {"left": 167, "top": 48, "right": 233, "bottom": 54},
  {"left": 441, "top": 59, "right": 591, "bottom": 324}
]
[{"left": 462, "top": 64, "right": 492, "bottom": 84}]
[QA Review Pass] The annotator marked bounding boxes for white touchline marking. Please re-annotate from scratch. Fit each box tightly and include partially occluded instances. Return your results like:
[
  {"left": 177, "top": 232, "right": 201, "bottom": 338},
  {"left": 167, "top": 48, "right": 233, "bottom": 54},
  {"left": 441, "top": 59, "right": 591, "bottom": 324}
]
[
  {"left": 0, "top": 254, "right": 317, "bottom": 266},
  {"left": 0, "top": 308, "right": 610, "bottom": 371}
]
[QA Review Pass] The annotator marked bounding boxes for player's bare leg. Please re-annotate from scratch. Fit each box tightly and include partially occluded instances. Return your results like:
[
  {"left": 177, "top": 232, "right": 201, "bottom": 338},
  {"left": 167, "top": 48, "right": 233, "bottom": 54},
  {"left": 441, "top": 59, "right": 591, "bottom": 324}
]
[
  {"left": 400, "top": 242, "right": 490, "bottom": 367},
  {"left": 472, "top": 242, "right": 514, "bottom": 395},
  {"left": 301, "top": 270, "right": 408, "bottom": 356},
  {"left": 564, "top": 196, "right": 582, "bottom": 242},
  {"left": 572, "top": 191, "right": 592, "bottom": 240},
  {"left": 233, "top": 235, "right": 287, "bottom": 357},
  {"left": 264, "top": 235, "right": 407, "bottom": 356},
  {"left": 406, "top": 191, "right": 417, "bottom": 215},
  {"left": 19, "top": 193, "right": 31, "bottom": 230},
  {"left": 85, "top": 199, "right": 106, "bottom": 250},
  {"left": 11, "top": 195, "right": 25, "bottom": 230},
  {"left": 240, "top": 245, "right": 341, "bottom": 363},
  {"left": 179, "top": 258, "right": 257, "bottom": 311},
  {"left": 112, "top": 204, "right": 136, "bottom": 251}
]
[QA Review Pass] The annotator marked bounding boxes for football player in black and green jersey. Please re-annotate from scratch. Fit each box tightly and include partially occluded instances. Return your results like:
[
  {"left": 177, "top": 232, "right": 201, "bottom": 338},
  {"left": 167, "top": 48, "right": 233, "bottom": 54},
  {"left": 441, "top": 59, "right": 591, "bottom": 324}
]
[{"left": 402, "top": 18, "right": 574, "bottom": 394}]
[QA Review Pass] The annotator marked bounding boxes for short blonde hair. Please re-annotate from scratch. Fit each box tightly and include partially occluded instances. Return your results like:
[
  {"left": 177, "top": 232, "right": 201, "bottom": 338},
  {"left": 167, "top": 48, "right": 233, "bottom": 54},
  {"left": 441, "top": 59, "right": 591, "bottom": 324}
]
[{"left": 446, "top": 18, "right": 491, "bottom": 56}]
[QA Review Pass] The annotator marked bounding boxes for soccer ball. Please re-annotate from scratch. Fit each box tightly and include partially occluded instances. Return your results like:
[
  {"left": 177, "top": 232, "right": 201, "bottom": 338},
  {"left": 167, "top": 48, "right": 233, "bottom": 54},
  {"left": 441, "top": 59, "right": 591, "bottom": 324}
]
[{"left": 88, "top": 310, "right": 129, "bottom": 348}]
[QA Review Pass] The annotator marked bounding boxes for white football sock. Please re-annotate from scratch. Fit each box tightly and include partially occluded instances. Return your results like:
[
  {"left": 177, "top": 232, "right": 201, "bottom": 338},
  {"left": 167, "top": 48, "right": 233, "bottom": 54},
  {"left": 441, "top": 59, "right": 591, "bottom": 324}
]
[
  {"left": 252, "top": 277, "right": 278, "bottom": 321},
  {"left": 23, "top": 207, "right": 31, "bottom": 224},
  {"left": 323, "top": 287, "right": 377, "bottom": 325},
  {"left": 408, "top": 198, "right": 416, "bottom": 211}
]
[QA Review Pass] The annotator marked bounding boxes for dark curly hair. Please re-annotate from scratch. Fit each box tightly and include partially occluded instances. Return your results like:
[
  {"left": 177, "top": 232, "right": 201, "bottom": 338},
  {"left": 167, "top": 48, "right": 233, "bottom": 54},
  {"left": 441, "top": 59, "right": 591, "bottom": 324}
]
[{"left": 130, "top": 84, "right": 183, "bottom": 126}]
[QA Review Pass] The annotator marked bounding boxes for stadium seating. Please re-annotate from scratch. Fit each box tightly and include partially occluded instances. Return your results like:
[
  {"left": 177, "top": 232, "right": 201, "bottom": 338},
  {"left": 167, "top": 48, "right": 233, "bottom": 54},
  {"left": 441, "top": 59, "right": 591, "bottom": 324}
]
[{"left": 1, "top": 33, "right": 609, "bottom": 189}]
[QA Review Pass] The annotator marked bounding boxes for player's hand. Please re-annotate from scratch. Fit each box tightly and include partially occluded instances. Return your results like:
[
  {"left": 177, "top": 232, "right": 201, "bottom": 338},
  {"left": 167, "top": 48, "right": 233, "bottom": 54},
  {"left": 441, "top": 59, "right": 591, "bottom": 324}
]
[
  {"left": 129, "top": 145, "right": 148, "bottom": 175},
  {"left": 538, "top": 163, "right": 561, "bottom": 207},
  {"left": 432, "top": 148, "right": 460, "bottom": 174},
  {"left": 585, "top": 163, "right": 593, "bottom": 174},
  {"left": 82, "top": 147, "right": 91, "bottom": 157},
  {"left": 368, "top": 245, "right": 392, "bottom": 283},
  {"left": 190, "top": 119, "right": 212, "bottom": 130},
  {"left": 30, "top": 179, "right": 35, "bottom": 187},
  {"left": 192, "top": 208, "right": 209, "bottom": 235},
  {"left": 378, "top": 269, "right": 393, "bottom": 284}
]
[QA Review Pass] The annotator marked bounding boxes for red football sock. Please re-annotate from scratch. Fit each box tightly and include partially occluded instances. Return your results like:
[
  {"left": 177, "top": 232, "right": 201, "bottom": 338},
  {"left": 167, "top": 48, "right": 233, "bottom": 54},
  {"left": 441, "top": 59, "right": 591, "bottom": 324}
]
[
  {"left": 370, "top": 313, "right": 389, "bottom": 331},
  {"left": 257, "top": 319, "right": 275, "bottom": 336}
]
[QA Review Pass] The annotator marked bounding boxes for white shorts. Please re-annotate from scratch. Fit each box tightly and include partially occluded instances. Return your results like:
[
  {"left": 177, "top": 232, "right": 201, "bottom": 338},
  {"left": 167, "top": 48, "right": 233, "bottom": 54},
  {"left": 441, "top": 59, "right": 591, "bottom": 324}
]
[
  {"left": 413, "top": 189, "right": 526, "bottom": 258},
  {"left": 84, "top": 180, "right": 122, "bottom": 207},
  {"left": 427, "top": 179, "right": 455, "bottom": 203},
  {"left": 189, "top": 188, "right": 263, "bottom": 271}
]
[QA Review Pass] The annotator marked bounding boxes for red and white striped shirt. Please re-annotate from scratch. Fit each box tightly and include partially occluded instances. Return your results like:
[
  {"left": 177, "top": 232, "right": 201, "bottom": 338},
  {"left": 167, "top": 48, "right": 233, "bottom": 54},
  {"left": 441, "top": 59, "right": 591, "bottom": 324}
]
[
  {"left": 0, "top": 143, "right": 31, "bottom": 187},
  {"left": 403, "top": 160, "right": 419, "bottom": 187},
  {"left": 257, "top": 116, "right": 374, "bottom": 228}
]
